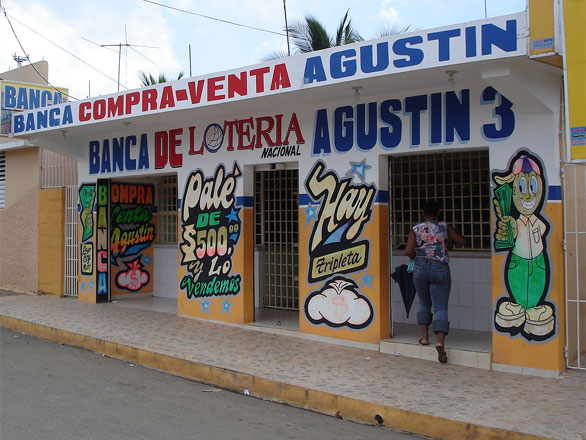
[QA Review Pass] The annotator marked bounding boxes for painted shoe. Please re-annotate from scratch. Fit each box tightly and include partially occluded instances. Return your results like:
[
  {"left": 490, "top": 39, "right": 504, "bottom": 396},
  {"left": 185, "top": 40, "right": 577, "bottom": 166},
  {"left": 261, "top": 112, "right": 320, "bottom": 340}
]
[
  {"left": 495, "top": 301, "right": 526, "bottom": 328},
  {"left": 524, "top": 305, "right": 555, "bottom": 336}
]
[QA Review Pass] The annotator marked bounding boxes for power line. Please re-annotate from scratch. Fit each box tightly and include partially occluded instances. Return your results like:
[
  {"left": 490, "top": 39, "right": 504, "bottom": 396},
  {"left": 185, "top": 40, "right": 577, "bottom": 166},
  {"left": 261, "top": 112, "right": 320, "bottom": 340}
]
[
  {"left": 4, "top": 10, "right": 130, "bottom": 93},
  {"left": 141, "top": 0, "right": 286, "bottom": 36},
  {"left": 1, "top": 3, "right": 80, "bottom": 100}
]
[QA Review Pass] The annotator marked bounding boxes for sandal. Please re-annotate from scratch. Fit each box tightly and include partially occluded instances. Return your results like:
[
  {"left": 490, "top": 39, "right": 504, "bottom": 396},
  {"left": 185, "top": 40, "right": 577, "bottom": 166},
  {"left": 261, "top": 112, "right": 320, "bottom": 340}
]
[
  {"left": 436, "top": 345, "right": 448, "bottom": 363},
  {"left": 418, "top": 338, "right": 429, "bottom": 346}
]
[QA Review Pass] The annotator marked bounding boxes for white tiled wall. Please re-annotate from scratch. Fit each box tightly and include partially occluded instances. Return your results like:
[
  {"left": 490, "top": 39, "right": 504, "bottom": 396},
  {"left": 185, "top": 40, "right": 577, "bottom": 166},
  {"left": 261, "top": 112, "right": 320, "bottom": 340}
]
[
  {"left": 391, "top": 255, "right": 492, "bottom": 331},
  {"left": 154, "top": 246, "right": 178, "bottom": 299}
]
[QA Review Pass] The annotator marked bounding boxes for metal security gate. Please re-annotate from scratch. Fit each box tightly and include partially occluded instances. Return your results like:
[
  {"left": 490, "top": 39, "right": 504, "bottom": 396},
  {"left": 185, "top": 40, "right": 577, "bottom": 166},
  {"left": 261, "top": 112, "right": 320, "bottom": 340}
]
[
  {"left": 255, "top": 168, "right": 299, "bottom": 310},
  {"left": 563, "top": 162, "right": 586, "bottom": 369},
  {"left": 64, "top": 185, "right": 78, "bottom": 296}
]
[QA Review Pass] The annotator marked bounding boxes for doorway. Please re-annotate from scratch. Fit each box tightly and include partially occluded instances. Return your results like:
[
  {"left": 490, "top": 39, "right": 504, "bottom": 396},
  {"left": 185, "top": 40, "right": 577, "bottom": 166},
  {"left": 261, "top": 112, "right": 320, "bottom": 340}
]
[{"left": 254, "top": 167, "right": 299, "bottom": 328}]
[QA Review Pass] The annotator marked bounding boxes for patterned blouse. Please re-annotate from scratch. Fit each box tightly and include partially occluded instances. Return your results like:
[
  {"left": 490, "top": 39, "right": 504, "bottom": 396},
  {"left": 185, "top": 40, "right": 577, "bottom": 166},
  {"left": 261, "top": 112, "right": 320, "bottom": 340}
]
[{"left": 413, "top": 221, "right": 449, "bottom": 263}]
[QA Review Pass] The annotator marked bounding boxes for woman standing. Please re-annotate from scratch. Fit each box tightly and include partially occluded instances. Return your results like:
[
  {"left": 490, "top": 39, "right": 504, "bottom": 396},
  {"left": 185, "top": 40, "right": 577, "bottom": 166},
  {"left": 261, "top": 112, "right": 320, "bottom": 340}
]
[{"left": 405, "top": 200, "right": 466, "bottom": 363}]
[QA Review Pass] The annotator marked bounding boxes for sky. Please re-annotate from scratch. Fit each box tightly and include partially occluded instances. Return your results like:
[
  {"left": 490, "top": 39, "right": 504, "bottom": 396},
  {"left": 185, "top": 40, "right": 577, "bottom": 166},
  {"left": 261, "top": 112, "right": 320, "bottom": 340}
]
[{"left": 0, "top": 0, "right": 527, "bottom": 101}]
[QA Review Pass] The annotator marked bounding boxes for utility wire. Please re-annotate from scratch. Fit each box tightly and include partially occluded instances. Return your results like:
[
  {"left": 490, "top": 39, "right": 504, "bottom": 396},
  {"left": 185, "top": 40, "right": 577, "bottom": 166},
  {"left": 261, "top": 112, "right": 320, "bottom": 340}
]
[
  {"left": 2, "top": 4, "right": 80, "bottom": 100},
  {"left": 141, "top": 0, "right": 286, "bottom": 36},
  {"left": 4, "top": 10, "right": 130, "bottom": 93}
]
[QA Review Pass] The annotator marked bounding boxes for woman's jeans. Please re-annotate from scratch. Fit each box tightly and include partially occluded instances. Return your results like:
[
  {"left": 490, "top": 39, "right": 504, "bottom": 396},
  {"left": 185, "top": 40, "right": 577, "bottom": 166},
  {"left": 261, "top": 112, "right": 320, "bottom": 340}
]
[{"left": 413, "top": 258, "right": 451, "bottom": 334}]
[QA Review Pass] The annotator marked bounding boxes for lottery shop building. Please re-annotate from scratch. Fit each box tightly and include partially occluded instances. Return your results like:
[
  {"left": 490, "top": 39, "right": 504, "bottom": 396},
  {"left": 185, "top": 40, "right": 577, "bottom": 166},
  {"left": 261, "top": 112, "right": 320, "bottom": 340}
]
[{"left": 8, "top": 4, "right": 586, "bottom": 376}]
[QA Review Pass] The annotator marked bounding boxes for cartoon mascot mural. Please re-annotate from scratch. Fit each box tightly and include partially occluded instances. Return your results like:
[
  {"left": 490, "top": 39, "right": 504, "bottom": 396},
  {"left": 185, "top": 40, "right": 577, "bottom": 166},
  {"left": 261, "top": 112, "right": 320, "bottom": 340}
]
[{"left": 492, "top": 150, "right": 555, "bottom": 341}]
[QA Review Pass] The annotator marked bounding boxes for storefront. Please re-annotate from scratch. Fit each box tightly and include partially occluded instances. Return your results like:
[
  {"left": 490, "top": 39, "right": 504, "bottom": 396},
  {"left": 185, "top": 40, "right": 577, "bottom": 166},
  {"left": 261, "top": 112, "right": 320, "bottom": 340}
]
[{"left": 8, "top": 9, "right": 579, "bottom": 375}]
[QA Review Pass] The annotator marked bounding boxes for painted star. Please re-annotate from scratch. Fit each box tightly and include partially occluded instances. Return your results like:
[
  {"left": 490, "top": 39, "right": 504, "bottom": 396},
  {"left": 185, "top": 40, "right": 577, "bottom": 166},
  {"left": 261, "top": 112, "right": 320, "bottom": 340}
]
[
  {"left": 226, "top": 207, "right": 240, "bottom": 223},
  {"left": 88, "top": 281, "right": 94, "bottom": 291},
  {"left": 220, "top": 299, "right": 232, "bottom": 314},
  {"left": 359, "top": 272, "right": 374, "bottom": 289},
  {"left": 144, "top": 255, "right": 152, "bottom": 266},
  {"left": 200, "top": 300, "right": 211, "bottom": 315},
  {"left": 347, "top": 159, "right": 371, "bottom": 182},
  {"left": 80, "top": 281, "right": 86, "bottom": 293},
  {"left": 304, "top": 203, "right": 319, "bottom": 225}
]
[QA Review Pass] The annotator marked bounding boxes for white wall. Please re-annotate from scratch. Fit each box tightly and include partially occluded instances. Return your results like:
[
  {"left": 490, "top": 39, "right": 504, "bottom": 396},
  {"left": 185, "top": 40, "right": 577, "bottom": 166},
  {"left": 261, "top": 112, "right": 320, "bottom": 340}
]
[
  {"left": 153, "top": 246, "right": 178, "bottom": 299},
  {"left": 391, "top": 254, "right": 492, "bottom": 332}
]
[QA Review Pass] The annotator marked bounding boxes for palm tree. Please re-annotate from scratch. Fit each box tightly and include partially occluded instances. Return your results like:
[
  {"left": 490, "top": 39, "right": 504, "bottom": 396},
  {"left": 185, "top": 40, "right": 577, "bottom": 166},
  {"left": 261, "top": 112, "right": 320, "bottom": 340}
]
[{"left": 138, "top": 70, "right": 184, "bottom": 86}]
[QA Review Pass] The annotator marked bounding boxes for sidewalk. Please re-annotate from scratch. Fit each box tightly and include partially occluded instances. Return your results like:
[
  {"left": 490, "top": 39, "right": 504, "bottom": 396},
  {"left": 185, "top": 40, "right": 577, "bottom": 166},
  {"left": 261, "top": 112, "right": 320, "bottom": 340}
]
[{"left": 1, "top": 292, "right": 584, "bottom": 440}]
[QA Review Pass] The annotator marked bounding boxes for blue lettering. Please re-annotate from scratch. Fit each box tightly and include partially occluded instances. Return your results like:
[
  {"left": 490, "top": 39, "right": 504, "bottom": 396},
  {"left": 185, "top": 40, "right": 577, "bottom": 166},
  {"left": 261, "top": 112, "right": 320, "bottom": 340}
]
[
  {"left": 392, "top": 36, "right": 424, "bottom": 68},
  {"left": 380, "top": 99, "right": 402, "bottom": 149},
  {"left": 356, "top": 102, "right": 377, "bottom": 151},
  {"left": 304, "top": 57, "right": 327, "bottom": 84},
  {"left": 113, "top": 137, "right": 124, "bottom": 172},
  {"left": 14, "top": 114, "right": 24, "bottom": 133},
  {"left": 360, "top": 42, "right": 389, "bottom": 73},
  {"left": 101, "top": 140, "right": 111, "bottom": 173},
  {"left": 29, "top": 89, "right": 40, "bottom": 109},
  {"left": 53, "top": 92, "right": 63, "bottom": 105},
  {"left": 404, "top": 95, "right": 427, "bottom": 146},
  {"left": 138, "top": 134, "right": 149, "bottom": 170},
  {"left": 445, "top": 89, "right": 470, "bottom": 143},
  {"left": 427, "top": 29, "right": 461, "bottom": 61},
  {"left": 98, "top": 272, "right": 107, "bottom": 295},
  {"left": 4, "top": 86, "right": 16, "bottom": 108},
  {"left": 482, "top": 20, "right": 517, "bottom": 55},
  {"left": 430, "top": 93, "right": 442, "bottom": 144},
  {"left": 49, "top": 108, "right": 60, "bottom": 127},
  {"left": 41, "top": 90, "right": 52, "bottom": 107},
  {"left": 482, "top": 86, "right": 515, "bottom": 139},
  {"left": 125, "top": 136, "right": 137, "bottom": 171},
  {"left": 465, "top": 26, "right": 477, "bottom": 57},
  {"left": 312, "top": 109, "right": 331, "bottom": 155},
  {"left": 26, "top": 113, "right": 36, "bottom": 131},
  {"left": 334, "top": 106, "right": 353, "bottom": 152},
  {"left": 89, "top": 141, "right": 100, "bottom": 174},
  {"left": 62, "top": 105, "right": 73, "bottom": 125},
  {"left": 17, "top": 87, "right": 28, "bottom": 109},
  {"left": 331, "top": 49, "right": 356, "bottom": 79},
  {"left": 37, "top": 111, "right": 47, "bottom": 129}
]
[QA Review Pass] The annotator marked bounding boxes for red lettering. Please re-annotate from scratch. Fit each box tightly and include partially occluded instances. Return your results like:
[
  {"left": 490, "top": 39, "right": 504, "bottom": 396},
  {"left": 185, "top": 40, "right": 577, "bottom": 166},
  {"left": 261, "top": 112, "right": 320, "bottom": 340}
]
[
  {"left": 155, "top": 131, "right": 168, "bottom": 169},
  {"left": 137, "top": 185, "right": 145, "bottom": 204},
  {"left": 79, "top": 102, "right": 91, "bottom": 121},
  {"left": 125, "top": 92, "right": 140, "bottom": 114},
  {"left": 237, "top": 118, "right": 255, "bottom": 150},
  {"left": 224, "top": 120, "right": 238, "bottom": 151},
  {"left": 228, "top": 72, "right": 247, "bottom": 98},
  {"left": 107, "top": 96, "right": 123, "bottom": 118},
  {"left": 188, "top": 80, "right": 204, "bottom": 104},
  {"left": 270, "top": 64, "right": 291, "bottom": 90},
  {"left": 111, "top": 184, "right": 119, "bottom": 203},
  {"left": 207, "top": 76, "right": 225, "bottom": 102},
  {"left": 93, "top": 99, "right": 106, "bottom": 120},
  {"left": 120, "top": 185, "right": 128, "bottom": 204},
  {"left": 188, "top": 126, "right": 203, "bottom": 155},
  {"left": 275, "top": 114, "right": 283, "bottom": 146},
  {"left": 169, "top": 128, "right": 183, "bottom": 167},
  {"left": 145, "top": 186, "right": 153, "bottom": 205},
  {"left": 250, "top": 67, "right": 270, "bottom": 93},
  {"left": 142, "top": 88, "right": 158, "bottom": 112},
  {"left": 160, "top": 86, "right": 175, "bottom": 109},
  {"left": 255, "top": 116, "right": 275, "bottom": 147},
  {"left": 284, "top": 113, "right": 305, "bottom": 144},
  {"left": 129, "top": 185, "right": 137, "bottom": 203},
  {"left": 97, "top": 251, "right": 108, "bottom": 272}
]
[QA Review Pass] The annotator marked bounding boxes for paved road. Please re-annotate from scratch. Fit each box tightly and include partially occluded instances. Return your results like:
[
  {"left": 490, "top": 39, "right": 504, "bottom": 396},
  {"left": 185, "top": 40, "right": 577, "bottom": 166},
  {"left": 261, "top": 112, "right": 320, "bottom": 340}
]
[{"left": 0, "top": 328, "right": 421, "bottom": 440}]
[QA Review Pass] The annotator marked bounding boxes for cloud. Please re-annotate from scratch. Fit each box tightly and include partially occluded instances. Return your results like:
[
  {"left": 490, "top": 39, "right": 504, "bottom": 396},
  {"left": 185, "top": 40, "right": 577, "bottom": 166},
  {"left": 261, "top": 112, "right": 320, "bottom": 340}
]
[
  {"left": 379, "top": 0, "right": 400, "bottom": 22},
  {"left": 305, "top": 278, "right": 373, "bottom": 329}
]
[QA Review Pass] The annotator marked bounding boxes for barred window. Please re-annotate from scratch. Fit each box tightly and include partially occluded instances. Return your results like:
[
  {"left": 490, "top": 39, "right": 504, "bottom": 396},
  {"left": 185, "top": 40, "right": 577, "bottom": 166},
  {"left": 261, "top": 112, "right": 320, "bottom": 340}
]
[
  {"left": 390, "top": 150, "right": 491, "bottom": 251},
  {"left": 157, "top": 175, "right": 177, "bottom": 244},
  {"left": 0, "top": 151, "right": 5, "bottom": 209}
]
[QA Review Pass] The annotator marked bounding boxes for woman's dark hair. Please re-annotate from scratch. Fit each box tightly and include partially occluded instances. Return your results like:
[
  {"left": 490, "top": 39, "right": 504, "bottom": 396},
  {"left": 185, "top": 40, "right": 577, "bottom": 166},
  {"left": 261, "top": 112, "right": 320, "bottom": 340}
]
[{"left": 422, "top": 199, "right": 440, "bottom": 217}]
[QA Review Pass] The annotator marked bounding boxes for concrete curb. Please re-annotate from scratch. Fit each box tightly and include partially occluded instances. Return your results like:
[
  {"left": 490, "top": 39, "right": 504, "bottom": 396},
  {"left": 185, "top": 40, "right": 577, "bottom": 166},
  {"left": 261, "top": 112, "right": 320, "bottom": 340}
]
[{"left": 1, "top": 315, "right": 553, "bottom": 440}]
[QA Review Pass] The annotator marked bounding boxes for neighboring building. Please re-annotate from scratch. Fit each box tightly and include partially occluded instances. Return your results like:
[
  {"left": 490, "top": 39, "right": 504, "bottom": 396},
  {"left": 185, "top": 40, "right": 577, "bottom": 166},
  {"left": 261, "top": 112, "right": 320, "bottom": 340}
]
[
  {"left": 2, "top": 0, "right": 584, "bottom": 375},
  {"left": 0, "top": 61, "right": 77, "bottom": 295}
]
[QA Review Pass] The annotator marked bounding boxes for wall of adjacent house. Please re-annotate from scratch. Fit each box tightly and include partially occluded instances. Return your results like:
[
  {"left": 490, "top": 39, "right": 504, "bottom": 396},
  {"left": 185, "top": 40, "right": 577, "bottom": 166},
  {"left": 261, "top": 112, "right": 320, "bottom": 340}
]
[
  {"left": 0, "top": 147, "right": 40, "bottom": 293},
  {"left": 38, "top": 188, "right": 65, "bottom": 296}
]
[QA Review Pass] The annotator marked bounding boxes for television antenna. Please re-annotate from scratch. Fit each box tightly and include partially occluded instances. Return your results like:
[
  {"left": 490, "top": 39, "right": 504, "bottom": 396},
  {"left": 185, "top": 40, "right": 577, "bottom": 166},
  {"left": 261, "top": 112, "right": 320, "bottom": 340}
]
[
  {"left": 81, "top": 25, "right": 159, "bottom": 92},
  {"left": 12, "top": 53, "right": 28, "bottom": 67}
]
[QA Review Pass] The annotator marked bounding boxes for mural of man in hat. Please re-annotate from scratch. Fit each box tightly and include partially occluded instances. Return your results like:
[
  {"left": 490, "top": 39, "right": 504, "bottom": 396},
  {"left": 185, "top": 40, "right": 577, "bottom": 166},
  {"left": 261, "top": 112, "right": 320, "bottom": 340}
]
[{"left": 492, "top": 150, "right": 555, "bottom": 341}]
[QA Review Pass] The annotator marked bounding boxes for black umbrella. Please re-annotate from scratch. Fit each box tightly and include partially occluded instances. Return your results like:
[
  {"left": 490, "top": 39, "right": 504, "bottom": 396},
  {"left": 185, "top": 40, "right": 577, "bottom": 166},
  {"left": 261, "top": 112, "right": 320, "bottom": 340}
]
[{"left": 391, "top": 264, "right": 417, "bottom": 318}]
